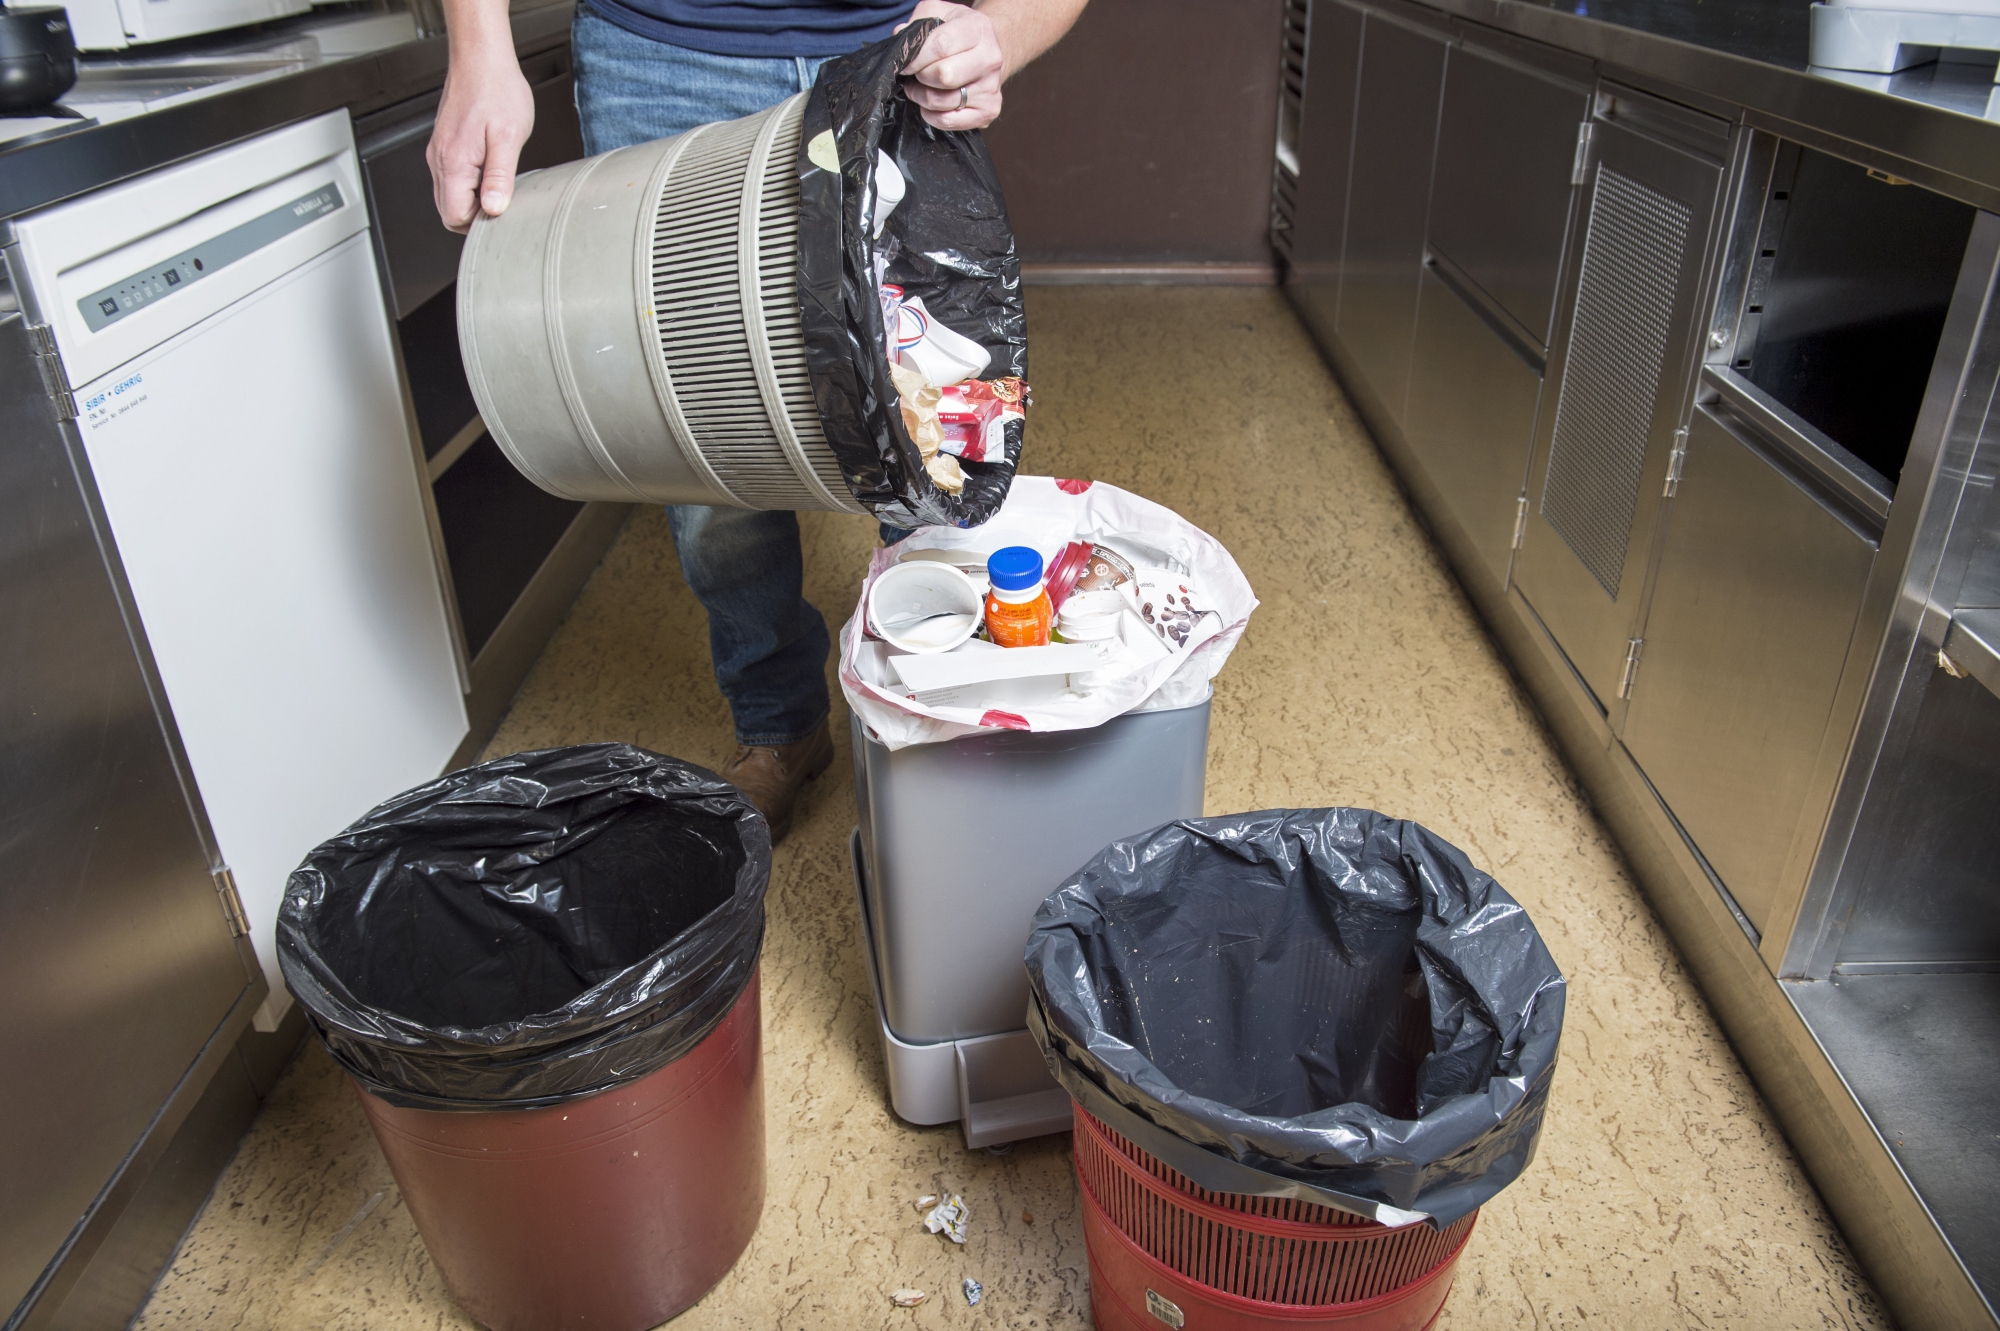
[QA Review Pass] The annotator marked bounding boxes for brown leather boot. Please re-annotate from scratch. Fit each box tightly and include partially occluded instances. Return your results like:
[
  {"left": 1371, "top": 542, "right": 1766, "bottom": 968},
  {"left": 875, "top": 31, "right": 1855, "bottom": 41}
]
[{"left": 719, "top": 719, "right": 835, "bottom": 846}]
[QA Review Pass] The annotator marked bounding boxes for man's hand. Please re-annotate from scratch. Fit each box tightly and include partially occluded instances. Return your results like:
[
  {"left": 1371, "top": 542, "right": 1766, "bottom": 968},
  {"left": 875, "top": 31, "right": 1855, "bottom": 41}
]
[
  {"left": 897, "top": 0, "right": 1087, "bottom": 131},
  {"left": 427, "top": 0, "right": 534, "bottom": 233}
]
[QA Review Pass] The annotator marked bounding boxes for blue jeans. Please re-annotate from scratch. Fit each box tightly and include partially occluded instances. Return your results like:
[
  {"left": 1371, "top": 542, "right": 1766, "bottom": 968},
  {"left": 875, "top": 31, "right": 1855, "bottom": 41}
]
[{"left": 573, "top": 12, "right": 834, "bottom": 746}]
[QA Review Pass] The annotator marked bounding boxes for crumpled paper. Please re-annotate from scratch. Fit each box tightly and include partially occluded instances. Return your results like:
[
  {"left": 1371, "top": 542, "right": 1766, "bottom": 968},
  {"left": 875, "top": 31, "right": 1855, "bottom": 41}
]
[
  {"left": 922, "top": 1193, "right": 968, "bottom": 1244},
  {"left": 890, "top": 360, "right": 963, "bottom": 494}
]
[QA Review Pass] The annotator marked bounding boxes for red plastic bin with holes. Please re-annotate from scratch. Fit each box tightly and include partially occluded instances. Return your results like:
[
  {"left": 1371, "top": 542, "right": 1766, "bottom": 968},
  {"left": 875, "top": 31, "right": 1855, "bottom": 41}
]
[{"left": 1073, "top": 1105, "right": 1476, "bottom": 1331}]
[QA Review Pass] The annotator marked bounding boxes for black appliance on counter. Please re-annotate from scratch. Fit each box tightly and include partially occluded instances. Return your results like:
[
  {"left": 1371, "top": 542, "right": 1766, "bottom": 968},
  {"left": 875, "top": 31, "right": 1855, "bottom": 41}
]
[{"left": 0, "top": 3, "right": 75, "bottom": 112}]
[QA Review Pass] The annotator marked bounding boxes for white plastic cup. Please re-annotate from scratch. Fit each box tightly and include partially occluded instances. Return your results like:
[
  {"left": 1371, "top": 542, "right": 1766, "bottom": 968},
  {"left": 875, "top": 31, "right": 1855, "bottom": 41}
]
[
  {"left": 867, "top": 559, "right": 983, "bottom": 654},
  {"left": 896, "top": 296, "right": 992, "bottom": 386},
  {"left": 1055, "top": 589, "right": 1124, "bottom": 643}
]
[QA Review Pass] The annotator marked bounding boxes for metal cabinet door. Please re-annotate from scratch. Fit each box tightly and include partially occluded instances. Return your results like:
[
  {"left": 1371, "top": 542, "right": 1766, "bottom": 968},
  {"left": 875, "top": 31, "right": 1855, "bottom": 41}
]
[
  {"left": 1333, "top": 7, "right": 1447, "bottom": 426},
  {"left": 1426, "top": 38, "right": 1590, "bottom": 348},
  {"left": 1400, "top": 37, "right": 1587, "bottom": 591},
  {"left": 1402, "top": 264, "right": 1545, "bottom": 588},
  {"left": 1281, "top": 0, "right": 1363, "bottom": 347},
  {"left": 1511, "top": 111, "right": 1724, "bottom": 706},
  {"left": 1620, "top": 403, "right": 1876, "bottom": 934},
  {"left": 0, "top": 317, "right": 256, "bottom": 1319}
]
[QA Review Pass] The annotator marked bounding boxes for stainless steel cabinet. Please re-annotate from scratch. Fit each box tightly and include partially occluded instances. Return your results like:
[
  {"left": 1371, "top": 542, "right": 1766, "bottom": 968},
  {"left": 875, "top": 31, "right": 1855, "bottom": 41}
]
[
  {"left": 1619, "top": 401, "right": 1877, "bottom": 935},
  {"left": 1511, "top": 94, "right": 1726, "bottom": 707},
  {"left": 1280, "top": 0, "right": 1362, "bottom": 349},
  {"left": 0, "top": 311, "right": 260, "bottom": 1325},
  {"left": 1278, "top": 7, "right": 2000, "bottom": 1321},
  {"left": 1332, "top": 5, "right": 1447, "bottom": 426},
  {"left": 1401, "top": 38, "right": 1588, "bottom": 589}
]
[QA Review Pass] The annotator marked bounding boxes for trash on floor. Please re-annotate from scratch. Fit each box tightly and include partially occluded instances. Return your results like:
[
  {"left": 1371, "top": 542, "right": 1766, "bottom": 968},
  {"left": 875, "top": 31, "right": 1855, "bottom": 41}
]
[
  {"left": 890, "top": 1288, "right": 928, "bottom": 1308},
  {"left": 962, "top": 1277, "right": 983, "bottom": 1306},
  {"left": 923, "top": 1194, "right": 968, "bottom": 1244},
  {"left": 843, "top": 476, "right": 1257, "bottom": 749},
  {"left": 912, "top": 1194, "right": 939, "bottom": 1212}
]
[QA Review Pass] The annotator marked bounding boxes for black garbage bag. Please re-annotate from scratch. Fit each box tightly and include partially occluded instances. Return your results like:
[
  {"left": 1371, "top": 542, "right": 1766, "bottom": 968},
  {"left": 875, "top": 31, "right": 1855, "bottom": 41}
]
[
  {"left": 1025, "top": 809, "right": 1565, "bottom": 1227},
  {"left": 798, "top": 19, "right": 1027, "bottom": 529},
  {"left": 278, "top": 744, "right": 769, "bottom": 1110}
]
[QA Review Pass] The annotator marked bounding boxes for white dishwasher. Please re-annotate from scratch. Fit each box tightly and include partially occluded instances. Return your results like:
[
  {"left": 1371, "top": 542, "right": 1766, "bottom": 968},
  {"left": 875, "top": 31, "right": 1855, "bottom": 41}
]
[{"left": 8, "top": 111, "right": 469, "bottom": 1028}]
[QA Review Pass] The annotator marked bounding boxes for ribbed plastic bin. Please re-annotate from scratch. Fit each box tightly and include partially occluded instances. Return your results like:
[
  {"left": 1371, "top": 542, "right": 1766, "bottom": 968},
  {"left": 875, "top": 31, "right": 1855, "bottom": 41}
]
[
  {"left": 457, "top": 93, "right": 863, "bottom": 513},
  {"left": 1074, "top": 1105, "right": 1476, "bottom": 1331}
]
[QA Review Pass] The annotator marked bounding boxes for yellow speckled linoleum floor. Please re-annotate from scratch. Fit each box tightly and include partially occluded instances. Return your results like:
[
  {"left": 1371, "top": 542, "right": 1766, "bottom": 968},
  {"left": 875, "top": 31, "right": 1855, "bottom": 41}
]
[{"left": 133, "top": 287, "right": 1891, "bottom": 1330}]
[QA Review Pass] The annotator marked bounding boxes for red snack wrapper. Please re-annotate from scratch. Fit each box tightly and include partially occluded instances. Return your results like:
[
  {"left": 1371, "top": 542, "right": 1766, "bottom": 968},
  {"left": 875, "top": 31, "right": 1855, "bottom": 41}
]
[{"left": 936, "top": 377, "right": 1027, "bottom": 463}]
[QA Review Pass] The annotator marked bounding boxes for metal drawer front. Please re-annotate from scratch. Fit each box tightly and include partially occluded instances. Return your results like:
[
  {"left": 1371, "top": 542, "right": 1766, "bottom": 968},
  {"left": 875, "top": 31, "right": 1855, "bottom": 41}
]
[
  {"left": 1620, "top": 403, "right": 1875, "bottom": 934},
  {"left": 1425, "top": 41, "right": 1590, "bottom": 347}
]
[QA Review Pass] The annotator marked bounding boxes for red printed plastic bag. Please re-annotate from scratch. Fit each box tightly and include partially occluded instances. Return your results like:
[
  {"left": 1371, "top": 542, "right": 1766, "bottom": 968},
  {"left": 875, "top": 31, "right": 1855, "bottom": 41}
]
[{"left": 839, "top": 477, "right": 1257, "bottom": 750}]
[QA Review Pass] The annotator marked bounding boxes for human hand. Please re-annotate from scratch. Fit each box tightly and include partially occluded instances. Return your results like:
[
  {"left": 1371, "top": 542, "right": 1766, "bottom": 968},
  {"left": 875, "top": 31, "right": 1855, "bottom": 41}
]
[
  {"left": 897, "top": 0, "right": 1005, "bottom": 131},
  {"left": 427, "top": 48, "right": 535, "bottom": 233}
]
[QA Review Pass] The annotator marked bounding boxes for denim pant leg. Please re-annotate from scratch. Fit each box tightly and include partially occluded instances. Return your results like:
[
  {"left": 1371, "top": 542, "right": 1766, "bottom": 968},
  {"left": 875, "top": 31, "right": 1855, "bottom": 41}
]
[
  {"left": 667, "top": 506, "right": 830, "bottom": 746},
  {"left": 573, "top": 15, "right": 834, "bottom": 744}
]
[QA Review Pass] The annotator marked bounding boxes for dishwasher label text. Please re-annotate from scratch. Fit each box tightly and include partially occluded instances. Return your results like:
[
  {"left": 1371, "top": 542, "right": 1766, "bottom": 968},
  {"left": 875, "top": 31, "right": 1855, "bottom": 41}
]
[{"left": 84, "top": 372, "right": 147, "bottom": 424}]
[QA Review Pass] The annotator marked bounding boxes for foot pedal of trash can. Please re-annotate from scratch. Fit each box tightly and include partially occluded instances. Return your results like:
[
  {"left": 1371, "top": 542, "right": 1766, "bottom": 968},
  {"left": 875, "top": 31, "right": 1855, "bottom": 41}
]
[
  {"left": 955, "top": 1034, "right": 1071, "bottom": 1149},
  {"left": 851, "top": 829, "right": 1069, "bottom": 1148}
]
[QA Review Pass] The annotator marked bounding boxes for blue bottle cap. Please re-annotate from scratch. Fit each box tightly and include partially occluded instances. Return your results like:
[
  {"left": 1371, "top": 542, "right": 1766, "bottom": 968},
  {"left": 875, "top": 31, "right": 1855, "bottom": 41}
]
[{"left": 986, "top": 546, "right": 1044, "bottom": 592}]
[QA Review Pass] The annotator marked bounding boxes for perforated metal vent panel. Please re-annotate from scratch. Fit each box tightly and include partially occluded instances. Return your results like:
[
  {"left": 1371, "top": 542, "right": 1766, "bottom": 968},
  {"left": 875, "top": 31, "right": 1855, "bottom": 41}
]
[
  {"left": 1539, "top": 166, "right": 1691, "bottom": 597},
  {"left": 1270, "top": 0, "right": 1309, "bottom": 257}
]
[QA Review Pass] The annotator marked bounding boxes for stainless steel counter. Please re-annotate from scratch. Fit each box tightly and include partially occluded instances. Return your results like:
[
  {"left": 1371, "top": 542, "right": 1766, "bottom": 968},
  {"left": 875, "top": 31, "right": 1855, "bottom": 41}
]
[
  {"left": 1416, "top": 0, "right": 2000, "bottom": 212},
  {"left": 0, "top": 0, "right": 573, "bottom": 223}
]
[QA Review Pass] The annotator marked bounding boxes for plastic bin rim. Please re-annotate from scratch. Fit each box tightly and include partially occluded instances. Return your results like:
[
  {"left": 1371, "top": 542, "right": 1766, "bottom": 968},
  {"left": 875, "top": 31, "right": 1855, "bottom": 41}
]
[{"left": 858, "top": 686, "right": 1213, "bottom": 750}]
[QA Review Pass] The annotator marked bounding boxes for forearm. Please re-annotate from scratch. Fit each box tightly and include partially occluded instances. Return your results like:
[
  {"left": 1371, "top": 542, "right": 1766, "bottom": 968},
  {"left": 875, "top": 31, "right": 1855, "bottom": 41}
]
[
  {"left": 972, "top": 0, "right": 1088, "bottom": 82},
  {"left": 442, "top": 0, "right": 517, "bottom": 70},
  {"left": 428, "top": 0, "right": 534, "bottom": 229}
]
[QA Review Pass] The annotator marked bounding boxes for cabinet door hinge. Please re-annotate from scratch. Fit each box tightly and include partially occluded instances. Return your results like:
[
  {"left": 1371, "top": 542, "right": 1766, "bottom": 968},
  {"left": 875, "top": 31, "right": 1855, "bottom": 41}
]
[
  {"left": 1571, "top": 121, "right": 1596, "bottom": 186},
  {"left": 26, "top": 323, "right": 76, "bottom": 420},
  {"left": 1663, "top": 426, "right": 1690, "bottom": 497},
  {"left": 1617, "top": 637, "right": 1644, "bottom": 699},
  {"left": 213, "top": 866, "right": 250, "bottom": 937},
  {"left": 1511, "top": 495, "right": 1529, "bottom": 549}
]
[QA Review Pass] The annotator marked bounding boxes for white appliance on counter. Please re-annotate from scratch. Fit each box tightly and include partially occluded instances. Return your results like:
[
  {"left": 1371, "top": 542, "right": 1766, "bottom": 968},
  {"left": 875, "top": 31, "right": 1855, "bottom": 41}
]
[
  {"left": 61, "top": 0, "right": 312, "bottom": 51},
  {"left": 7, "top": 110, "right": 468, "bottom": 1028}
]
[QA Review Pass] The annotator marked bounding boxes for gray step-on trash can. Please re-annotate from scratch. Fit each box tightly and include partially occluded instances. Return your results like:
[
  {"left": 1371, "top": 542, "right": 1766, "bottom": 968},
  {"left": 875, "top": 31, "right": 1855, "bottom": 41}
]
[{"left": 849, "top": 694, "right": 1210, "bottom": 1148}]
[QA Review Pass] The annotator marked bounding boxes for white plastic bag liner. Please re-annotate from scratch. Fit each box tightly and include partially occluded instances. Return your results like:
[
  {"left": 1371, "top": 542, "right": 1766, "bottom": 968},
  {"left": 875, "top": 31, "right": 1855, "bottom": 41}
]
[{"left": 840, "top": 477, "right": 1257, "bottom": 750}]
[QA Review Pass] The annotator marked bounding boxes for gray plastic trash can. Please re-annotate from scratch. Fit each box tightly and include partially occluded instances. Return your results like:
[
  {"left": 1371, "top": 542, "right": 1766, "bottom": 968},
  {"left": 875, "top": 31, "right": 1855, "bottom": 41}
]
[{"left": 848, "top": 693, "right": 1210, "bottom": 1147}]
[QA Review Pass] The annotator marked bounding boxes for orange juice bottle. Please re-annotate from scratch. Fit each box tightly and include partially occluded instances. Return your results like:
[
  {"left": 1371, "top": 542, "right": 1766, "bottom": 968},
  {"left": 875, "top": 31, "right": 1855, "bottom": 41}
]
[{"left": 983, "top": 546, "right": 1053, "bottom": 647}]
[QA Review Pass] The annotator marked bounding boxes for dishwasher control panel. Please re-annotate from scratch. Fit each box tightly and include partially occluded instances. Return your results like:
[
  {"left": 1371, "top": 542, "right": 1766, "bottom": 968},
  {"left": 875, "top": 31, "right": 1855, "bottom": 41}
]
[{"left": 78, "top": 184, "right": 344, "bottom": 332}]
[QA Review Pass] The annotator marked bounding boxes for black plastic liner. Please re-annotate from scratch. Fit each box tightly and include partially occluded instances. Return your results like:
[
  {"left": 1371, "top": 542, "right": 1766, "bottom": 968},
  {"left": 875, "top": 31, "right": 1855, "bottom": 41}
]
[
  {"left": 1026, "top": 809, "right": 1565, "bottom": 1227},
  {"left": 797, "top": 20, "right": 1027, "bottom": 529},
  {"left": 278, "top": 744, "right": 770, "bottom": 1110}
]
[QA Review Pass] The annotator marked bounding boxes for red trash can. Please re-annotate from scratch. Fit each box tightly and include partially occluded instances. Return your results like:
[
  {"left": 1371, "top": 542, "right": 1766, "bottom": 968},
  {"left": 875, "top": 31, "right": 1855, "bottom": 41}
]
[
  {"left": 1073, "top": 1106, "right": 1475, "bottom": 1331},
  {"left": 278, "top": 746, "right": 774, "bottom": 1331},
  {"left": 356, "top": 972, "right": 765, "bottom": 1331}
]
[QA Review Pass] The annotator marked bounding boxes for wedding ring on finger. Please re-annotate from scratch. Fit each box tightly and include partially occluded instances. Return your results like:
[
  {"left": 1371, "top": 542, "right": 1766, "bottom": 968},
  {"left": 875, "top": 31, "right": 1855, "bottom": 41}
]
[{"left": 956, "top": 86, "right": 969, "bottom": 110}]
